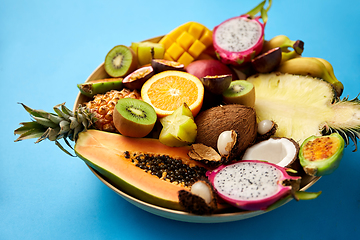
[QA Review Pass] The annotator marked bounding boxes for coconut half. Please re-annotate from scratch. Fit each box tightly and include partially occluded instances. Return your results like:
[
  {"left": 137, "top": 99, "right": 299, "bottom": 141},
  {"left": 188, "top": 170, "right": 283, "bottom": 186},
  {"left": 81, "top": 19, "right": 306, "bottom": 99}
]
[
  {"left": 242, "top": 137, "right": 299, "bottom": 168},
  {"left": 195, "top": 105, "right": 257, "bottom": 157}
]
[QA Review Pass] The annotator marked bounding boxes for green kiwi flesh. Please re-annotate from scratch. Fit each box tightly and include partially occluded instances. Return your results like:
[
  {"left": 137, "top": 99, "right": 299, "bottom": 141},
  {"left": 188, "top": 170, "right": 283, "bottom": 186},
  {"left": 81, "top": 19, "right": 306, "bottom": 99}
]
[
  {"left": 113, "top": 98, "right": 157, "bottom": 137},
  {"left": 104, "top": 45, "right": 138, "bottom": 77},
  {"left": 222, "top": 80, "right": 255, "bottom": 107}
]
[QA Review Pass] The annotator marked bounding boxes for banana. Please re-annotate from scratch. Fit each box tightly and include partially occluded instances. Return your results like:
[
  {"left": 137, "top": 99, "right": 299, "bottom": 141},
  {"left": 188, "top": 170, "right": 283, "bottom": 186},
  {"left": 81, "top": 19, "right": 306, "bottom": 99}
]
[
  {"left": 276, "top": 57, "right": 344, "bottom": 97},
  {"left": 280, "top": 51, "right": 301, "bottom": 64},
  {"left": 262, "top": 35, "right": 304, "bottom": 64},
  {"left": 315, "top": 57, "right": 344, "bottom": 97},
  {"left": 314, "top": 58, "right": 338, "bottom": 82},
  {"left": 262, "top": 35, "right": 304, "bottom": 54}
]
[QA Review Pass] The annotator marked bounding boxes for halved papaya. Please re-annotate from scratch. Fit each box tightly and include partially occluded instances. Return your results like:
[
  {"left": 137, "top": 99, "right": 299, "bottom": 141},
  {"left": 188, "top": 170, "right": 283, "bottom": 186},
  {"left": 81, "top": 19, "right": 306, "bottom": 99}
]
[{"left": 74, "top": 129, "right": 209, "bottom": 210}]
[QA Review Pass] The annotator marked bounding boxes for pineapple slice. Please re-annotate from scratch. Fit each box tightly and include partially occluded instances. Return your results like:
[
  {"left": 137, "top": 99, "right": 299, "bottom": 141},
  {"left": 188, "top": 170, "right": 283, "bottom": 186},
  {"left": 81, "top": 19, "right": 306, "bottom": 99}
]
[{"left": 247, "top": 73, "right": 360, "bottom": 150}]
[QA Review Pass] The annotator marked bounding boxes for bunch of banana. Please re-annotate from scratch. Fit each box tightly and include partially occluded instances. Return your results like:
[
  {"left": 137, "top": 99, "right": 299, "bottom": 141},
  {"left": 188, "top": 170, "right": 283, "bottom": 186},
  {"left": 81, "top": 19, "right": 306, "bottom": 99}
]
[
  {"left": 262, "top": 35, "right": 344, "bottom": 97},
  {"left": 276, "top": 57, "right": 344, "bottom": 97},
  {"left": 262, "top": 35, "right": 304, "bottom": 63}
]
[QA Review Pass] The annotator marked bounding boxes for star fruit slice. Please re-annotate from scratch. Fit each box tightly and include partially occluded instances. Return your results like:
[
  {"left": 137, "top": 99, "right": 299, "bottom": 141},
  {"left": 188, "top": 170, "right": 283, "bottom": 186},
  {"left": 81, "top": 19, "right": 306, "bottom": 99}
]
[{"left": 159, "top": 103, "right": 197, "bottom": 147}]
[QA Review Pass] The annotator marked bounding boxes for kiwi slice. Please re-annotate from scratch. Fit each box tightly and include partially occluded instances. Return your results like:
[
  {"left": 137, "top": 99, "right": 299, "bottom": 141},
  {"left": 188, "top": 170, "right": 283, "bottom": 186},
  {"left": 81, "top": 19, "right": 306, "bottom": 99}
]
[
  {"left": 222, "top": 80, "right": 255, "bottom": 107},
  {"left": 104, "top": 45, "right": 138, "bottom": 78},
  {"left": 113, "top": 98, "right": 157, "bottom": 138}
]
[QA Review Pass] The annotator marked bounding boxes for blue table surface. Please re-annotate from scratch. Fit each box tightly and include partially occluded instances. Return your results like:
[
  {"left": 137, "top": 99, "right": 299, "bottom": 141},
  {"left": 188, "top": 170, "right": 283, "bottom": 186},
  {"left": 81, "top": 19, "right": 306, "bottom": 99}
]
[{"left": 2, "top": 0, "right": 360, "bottom": 239}]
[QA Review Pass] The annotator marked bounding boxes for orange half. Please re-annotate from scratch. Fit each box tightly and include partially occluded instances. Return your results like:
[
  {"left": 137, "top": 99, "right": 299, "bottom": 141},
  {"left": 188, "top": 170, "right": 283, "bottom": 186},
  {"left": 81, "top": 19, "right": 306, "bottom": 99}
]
[{"left": 141, "top": 71, "right": 204, "bottom": 118}]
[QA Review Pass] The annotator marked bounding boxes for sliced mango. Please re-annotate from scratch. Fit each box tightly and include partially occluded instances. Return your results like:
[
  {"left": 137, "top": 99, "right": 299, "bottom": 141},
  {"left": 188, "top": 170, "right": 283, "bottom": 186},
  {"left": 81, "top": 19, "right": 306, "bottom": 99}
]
[{"left": 159, "top": 22, "right": 213, "bottom": 66}]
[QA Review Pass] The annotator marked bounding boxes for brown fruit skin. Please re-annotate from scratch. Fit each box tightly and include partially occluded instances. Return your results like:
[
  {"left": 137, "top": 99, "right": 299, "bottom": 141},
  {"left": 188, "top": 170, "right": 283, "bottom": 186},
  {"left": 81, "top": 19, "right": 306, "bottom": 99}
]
[
  {"left": 186, "top": 59, "right": 238, "bottom": 80},
  {"left": 151, "top": 59, "right": 185, "bottom": 73},
  {"left": 201, "top": 74, "right": 232, "bottom": 95},
  {"left": 122, "top": 66, "right": 154, "bottom": 90},
  {"left": 113, "top": 107, "right": 155, "bottom": 138},
  {"left": 251, "top": 47, "right": 282, "bottom": 73},
  {"left": 195, "top": 105, "right": 257, "bottom": 157}
]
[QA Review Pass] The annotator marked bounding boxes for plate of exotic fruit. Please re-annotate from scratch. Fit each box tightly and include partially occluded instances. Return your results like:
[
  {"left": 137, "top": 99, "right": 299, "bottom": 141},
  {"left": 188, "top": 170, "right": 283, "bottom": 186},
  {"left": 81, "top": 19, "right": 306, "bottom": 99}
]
[{"left": 14, "top": 0, "right": 360, "bottom": 223}]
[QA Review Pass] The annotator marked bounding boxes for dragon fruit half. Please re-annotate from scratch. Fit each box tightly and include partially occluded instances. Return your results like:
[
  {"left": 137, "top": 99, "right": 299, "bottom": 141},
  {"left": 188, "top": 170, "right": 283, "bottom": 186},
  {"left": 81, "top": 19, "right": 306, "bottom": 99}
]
[
  {"left": 212, "top": 0, "right": 272, "bottom": 66},
  {"left": 206, "top": 160, "right": 301, "bottom": 211}
]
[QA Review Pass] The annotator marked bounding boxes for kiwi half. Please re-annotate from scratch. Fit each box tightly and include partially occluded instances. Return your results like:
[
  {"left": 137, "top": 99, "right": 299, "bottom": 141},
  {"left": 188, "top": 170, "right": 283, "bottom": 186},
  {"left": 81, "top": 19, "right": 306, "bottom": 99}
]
[
  {"left": 113, "top": 98, "right": 157, "bottom": 137},
  {"left": 222, "top": 80, "right": 255, "bottom": 107},
  {"left": 104, "top": 45, "right": 138, "bottom": 78}
]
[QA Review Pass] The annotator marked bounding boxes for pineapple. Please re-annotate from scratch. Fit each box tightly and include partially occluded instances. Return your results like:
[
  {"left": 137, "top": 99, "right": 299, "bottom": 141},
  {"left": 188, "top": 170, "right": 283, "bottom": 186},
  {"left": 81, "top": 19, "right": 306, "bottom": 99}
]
[
  {"left": 14, "top": 103, "right": 96, "bottom": 155},
  {"left": 85, "top": 89, "right": 141, "bottom": 132},
  {"left": 247, "top": 73, "right": 360, "bottom": 151},
  {"left": 14, "top": 88, "right": 142, "bottom": 155}
]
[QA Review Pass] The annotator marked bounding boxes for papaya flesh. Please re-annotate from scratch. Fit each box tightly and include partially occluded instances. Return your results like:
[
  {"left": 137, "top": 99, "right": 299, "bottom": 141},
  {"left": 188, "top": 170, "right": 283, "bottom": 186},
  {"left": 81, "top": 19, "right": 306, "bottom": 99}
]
[{"left": 74, "top": 129, "right": 209, "bottom": 210}]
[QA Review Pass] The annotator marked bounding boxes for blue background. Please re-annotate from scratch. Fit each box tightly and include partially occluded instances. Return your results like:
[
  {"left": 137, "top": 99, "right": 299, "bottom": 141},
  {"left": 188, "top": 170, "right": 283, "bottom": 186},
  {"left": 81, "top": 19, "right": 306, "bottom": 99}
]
[{"left": 2, "top": 0, "right": 360, "bottom": 239}]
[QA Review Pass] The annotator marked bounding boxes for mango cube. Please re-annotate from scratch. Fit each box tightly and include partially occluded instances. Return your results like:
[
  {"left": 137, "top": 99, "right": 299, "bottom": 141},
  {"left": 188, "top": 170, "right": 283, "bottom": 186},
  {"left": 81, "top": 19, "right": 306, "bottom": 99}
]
[
  {"left": 188, "top": 40, "right": 206, "bottom": 59},
  {"left": 177, "top": 52, "right": 194, "bottom": 67},
  {"left": 199, "top": 30, "right": 213, "bottom": 47},
  {"left": 167, "top": 42, "right": 185, "bottom": 60},
  {"left": 188, "top": 23, "right": 204, "bottom": 39},
  {"left": 176, "top": 31, "right": 195, "bottom": 50}
]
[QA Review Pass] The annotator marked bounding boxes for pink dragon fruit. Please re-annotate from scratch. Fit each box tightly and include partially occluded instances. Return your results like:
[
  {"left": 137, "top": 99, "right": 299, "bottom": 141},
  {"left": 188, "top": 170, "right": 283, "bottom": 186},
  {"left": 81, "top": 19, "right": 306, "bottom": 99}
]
[
  {"left": 206, "top": 160, "right": 301, "bottom": 211},
  {"left": 212, "top": 1, "right": 271, "bottom": 66}
]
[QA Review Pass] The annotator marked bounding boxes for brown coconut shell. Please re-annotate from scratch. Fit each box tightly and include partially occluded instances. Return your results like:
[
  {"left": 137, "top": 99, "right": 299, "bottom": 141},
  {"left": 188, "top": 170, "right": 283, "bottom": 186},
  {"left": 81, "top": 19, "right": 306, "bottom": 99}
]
[
  {"left": 194, "top": 104, "right": 257, "bottom": 158},
  {"left": 178, "top": 178, "right": 218, "bottom": 215}
]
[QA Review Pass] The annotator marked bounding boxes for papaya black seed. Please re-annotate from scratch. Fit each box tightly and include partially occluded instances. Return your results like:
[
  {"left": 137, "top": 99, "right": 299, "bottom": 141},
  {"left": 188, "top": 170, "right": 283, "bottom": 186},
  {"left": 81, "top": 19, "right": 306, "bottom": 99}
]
[{"left": 125, "top": 152, "right": 207, "bottom": 185}]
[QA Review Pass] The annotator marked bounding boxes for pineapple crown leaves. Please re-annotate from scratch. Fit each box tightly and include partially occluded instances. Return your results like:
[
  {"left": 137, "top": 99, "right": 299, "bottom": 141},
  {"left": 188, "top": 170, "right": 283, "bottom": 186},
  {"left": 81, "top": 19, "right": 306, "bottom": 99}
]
[
  {"left": 14, "top": 103, "right": 96, "bottom": 156},
  {"left": 323, "top": 94, "right": 360, "bottom": 152}
]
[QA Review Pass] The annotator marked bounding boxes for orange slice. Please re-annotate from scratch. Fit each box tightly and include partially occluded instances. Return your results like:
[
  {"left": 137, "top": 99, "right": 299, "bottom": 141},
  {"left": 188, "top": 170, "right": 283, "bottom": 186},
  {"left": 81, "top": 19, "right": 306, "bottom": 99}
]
[{"left": 141, "top": 71, "right": 204, "bottom": 118}]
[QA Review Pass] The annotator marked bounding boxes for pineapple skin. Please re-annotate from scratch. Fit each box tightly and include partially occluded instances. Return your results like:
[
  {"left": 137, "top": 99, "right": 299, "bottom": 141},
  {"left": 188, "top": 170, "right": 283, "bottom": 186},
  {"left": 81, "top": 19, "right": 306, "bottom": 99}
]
[{"left": 86, "top": 89, "right": 141, "bottom": 132}]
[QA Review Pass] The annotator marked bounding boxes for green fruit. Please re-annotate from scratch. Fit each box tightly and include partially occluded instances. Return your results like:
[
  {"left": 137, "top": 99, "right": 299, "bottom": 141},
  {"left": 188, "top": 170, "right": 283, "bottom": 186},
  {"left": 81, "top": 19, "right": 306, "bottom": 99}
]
[
  {"left": 222, "top": 80, "right": 255, "bottom": 107},
  {"left": 299, "top": 133, "right": 344, "bottom": 176},
  {"left": 131, "top": 41, "right": 165, "bottom": 66},
  {"left": 77, "top": 78, "right": 123, "bottom": 97},
  {"left": 159, "top": 103, "right": 197, "bottom": 147},
  {"left": 104, "top": 45, "right": 138, "bottom": 77},
  {"left": 113, "top": 98, "right": 157, "bottom": 138}
]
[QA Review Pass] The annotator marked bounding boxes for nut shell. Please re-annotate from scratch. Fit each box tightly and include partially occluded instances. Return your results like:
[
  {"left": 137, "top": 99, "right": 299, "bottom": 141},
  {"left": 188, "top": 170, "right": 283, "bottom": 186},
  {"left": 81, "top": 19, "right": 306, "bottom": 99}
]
[{"left": 195, "top": 105, "right": 257, "bottom": 157}]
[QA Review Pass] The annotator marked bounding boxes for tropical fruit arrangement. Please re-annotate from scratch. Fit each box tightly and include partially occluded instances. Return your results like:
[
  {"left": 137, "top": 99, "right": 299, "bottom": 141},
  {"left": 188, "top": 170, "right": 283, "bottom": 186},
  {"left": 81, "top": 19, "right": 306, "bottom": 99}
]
[{"left": 14, "top": 0, "right": 360, "bottom": 216}]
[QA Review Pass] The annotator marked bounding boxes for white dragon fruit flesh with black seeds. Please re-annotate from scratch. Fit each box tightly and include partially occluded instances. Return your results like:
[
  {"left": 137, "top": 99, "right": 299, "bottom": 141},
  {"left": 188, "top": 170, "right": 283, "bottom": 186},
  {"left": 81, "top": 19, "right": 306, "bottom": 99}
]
[
  {"left": 213, "top": 15, "right": 265, "bottom": 66},
  {"left": 212, "top": 1, "right": 272, "bottom": 66},
  {"left": 206, "top": 160, "right": 301, "bottom": 211},
  {"left": 214, "top": 18, "right": 262, "bottom": 52}
]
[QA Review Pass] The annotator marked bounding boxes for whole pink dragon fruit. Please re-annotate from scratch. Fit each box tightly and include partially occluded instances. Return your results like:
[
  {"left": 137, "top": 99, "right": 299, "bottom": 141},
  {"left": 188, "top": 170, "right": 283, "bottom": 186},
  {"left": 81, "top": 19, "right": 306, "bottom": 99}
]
[
  {"left": 206, "top": 160, "right": 301, "bottom": 211},
  {"left": 212, "top": 1, "right": 271, "bottom": 66}
]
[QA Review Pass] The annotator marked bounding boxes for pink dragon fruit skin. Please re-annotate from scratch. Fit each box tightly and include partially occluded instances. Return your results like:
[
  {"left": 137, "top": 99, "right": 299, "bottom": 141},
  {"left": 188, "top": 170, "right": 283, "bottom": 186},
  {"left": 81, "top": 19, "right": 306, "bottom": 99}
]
[
  {"left": 212, "top": 14, "right": 265, "bottom": 66},
  {"left": 206, "top": 160, "right": 301, "bottom": 211}
]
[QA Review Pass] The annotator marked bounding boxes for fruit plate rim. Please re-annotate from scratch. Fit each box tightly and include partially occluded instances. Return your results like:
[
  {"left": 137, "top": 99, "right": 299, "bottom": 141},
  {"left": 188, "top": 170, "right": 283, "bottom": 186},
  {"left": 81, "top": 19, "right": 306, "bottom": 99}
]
[
  {"left": 85, "top": 162, "right": 320, "bottom": 223},
  {"left": 72, "top": 36, "right": 321, "bottom": 223}
]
